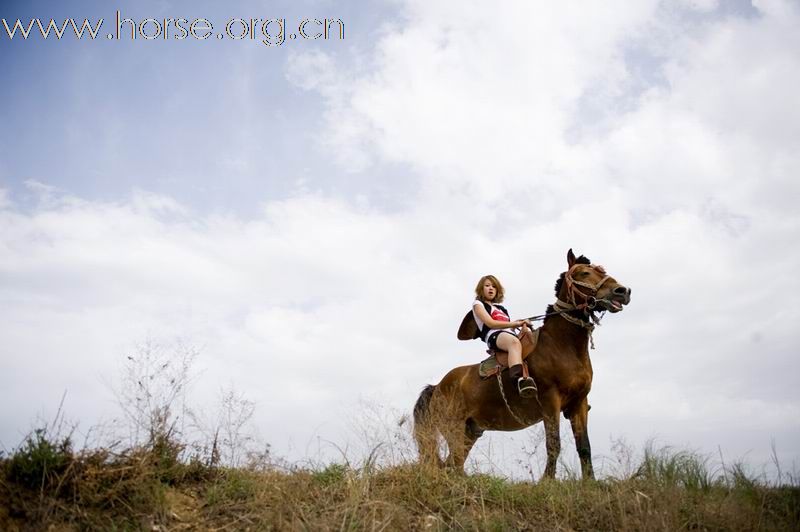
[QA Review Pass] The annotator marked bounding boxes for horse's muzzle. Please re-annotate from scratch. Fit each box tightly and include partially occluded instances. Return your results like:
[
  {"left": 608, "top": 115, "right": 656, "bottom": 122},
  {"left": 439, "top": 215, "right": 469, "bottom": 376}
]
[
  {"left": 613, "top": 286, "right": 631, "bottom": 304},
  {"left": 600, "top": 286, "right": 631, "bottom": 312}
]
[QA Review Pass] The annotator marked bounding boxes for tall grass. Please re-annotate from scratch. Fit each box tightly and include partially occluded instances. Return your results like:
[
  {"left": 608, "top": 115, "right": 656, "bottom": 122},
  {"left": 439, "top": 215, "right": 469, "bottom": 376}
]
[
  {"left": 2, "top": 345, "right": 797, "bottom": 529},
  {"left": 2, "top": 417, "right": 798, "bottom": 530}
]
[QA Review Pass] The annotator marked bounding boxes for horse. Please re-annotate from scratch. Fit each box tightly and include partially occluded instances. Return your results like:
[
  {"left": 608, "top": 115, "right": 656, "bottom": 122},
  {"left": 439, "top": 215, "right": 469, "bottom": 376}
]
[{"left": 413, "top": 249, "right": 631, "bottom": 479}]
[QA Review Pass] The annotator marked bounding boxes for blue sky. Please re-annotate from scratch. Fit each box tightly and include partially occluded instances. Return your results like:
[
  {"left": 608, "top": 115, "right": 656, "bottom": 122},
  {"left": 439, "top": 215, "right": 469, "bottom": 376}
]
[
  {"left": 1, "top": 0, "right": 799, "bottom": 479},
  {"left": 1, "top": 0, "right": 407, "bottom": 215}
]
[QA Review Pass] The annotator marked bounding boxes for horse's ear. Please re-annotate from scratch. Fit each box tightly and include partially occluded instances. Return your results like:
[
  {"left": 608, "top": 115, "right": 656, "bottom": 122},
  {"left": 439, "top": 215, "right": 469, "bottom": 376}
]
[{"left": 567, "top": 248, "right": 576, "bottom": 268}]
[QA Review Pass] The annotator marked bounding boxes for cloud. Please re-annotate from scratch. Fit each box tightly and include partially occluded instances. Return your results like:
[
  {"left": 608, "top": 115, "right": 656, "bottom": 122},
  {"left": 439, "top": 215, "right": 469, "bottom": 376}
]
[
  {"left": 677, "top": 0, "right": 720, "bottom": 12},
  {"left": 2, "top": 181, "right": 797, "bottom": 472},
  {"left": 2, "top": 0, "right": 799, "bottom": 475},
  {"left": 289, "top": 1, "right": 664, "bottom": 197},
  {"left": 0, "top": 187, "right": 489, "bottom": 455},
  {"left": 280, "top": 0, "right": 800, "bottom": 468}
]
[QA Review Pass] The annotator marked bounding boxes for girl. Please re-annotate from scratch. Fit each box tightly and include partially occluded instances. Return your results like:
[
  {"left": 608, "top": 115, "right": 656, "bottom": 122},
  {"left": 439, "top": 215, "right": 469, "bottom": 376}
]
[{"left": 472, "top": 275, "right": 537, "bottom": 398}]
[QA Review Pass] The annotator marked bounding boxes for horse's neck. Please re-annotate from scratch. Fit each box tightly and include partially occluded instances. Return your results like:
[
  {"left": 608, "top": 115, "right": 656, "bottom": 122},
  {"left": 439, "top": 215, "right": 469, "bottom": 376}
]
[{"left": 539, "top": 316, "right": 591, "bottom": 360}]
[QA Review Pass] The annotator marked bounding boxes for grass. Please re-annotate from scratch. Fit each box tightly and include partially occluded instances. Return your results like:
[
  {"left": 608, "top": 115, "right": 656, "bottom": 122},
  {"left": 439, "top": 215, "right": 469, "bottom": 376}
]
[
  {"left": 1, "top": 429, "right": 798, "bottom": 531},
  {"left": 2, "top": 351, "right": 796, "bottom": 530}
]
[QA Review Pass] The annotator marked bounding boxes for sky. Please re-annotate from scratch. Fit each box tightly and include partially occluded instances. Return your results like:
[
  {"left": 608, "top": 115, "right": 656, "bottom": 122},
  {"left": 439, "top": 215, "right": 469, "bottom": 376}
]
[{"left": 1, "top": 0, "right": 799, "bottom": 479}]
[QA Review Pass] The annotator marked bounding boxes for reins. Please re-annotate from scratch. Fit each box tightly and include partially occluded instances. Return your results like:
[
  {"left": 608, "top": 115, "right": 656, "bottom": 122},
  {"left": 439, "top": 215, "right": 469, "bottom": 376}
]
[{"left": 523, "top": 304, "right": 589, "bottom": 323}]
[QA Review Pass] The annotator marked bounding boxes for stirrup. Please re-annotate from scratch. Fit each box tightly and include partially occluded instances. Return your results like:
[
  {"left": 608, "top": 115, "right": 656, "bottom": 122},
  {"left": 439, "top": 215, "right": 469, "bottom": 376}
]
[{"left": 517, "top": 377, "right": 537, "bottom": 398}]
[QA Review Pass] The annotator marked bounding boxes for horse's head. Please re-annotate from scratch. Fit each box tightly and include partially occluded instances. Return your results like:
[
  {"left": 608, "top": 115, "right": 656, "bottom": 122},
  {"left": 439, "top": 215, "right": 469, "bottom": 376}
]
[{"left": 555, "top": 249, "right": 631, "bottom": 313}]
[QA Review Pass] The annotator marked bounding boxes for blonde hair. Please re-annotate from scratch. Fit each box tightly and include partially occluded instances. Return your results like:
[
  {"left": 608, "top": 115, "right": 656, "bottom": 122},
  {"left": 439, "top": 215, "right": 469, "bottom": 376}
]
[{"left": 474, "top": 275, "right": 505, "bottom": 303}]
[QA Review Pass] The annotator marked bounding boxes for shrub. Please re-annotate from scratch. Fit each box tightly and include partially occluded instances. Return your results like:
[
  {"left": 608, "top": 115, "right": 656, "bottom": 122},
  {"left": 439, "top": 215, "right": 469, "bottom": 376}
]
[
  {"left": 6, "top": 427, "right": 73, "bottom": 490},
  {"left": 312, "top": 463, "right": 349, "bottom": 487}
]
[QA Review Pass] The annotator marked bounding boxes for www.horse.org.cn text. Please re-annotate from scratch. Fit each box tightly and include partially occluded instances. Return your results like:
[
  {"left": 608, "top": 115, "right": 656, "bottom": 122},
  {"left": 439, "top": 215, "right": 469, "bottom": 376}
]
[{"left": 1, "top": 11, "right": 345, "bottom": 47}]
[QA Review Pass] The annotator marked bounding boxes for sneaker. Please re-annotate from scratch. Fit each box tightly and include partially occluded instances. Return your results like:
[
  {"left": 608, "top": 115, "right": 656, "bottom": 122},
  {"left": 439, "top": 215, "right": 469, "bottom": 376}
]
[{"left": 517, "top": 377, "right": 537, "bottom": 398}]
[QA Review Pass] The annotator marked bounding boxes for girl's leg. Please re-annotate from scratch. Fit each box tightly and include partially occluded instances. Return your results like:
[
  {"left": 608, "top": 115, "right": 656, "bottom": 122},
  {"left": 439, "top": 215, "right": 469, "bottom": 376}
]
[
  {"left": 496, "top": 332, "right": 522, "bottom": 366},
  {"left": 496, "top": 331, "right": 537, "bottom": 397}
]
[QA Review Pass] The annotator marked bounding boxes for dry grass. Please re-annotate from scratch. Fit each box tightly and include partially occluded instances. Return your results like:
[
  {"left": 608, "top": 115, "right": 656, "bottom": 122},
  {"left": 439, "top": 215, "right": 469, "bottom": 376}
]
[
  {"left": 1, "top": 432, "right": 798, "bottom": 531},
  {"left": 2, "top": 350, "right": 796, "bottom": 530}
]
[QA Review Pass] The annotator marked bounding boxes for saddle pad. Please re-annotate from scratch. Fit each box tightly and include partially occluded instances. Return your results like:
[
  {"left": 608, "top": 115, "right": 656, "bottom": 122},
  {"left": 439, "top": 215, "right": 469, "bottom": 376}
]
[{"left": 479, "top": 355, "right": 502, "bottom": 378}]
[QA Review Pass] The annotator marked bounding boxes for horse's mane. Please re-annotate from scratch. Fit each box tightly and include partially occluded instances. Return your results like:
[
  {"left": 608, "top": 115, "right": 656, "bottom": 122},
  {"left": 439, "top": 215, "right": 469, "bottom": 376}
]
[{"left": 546, "top": 254, "right": 591, "bottom": 317}]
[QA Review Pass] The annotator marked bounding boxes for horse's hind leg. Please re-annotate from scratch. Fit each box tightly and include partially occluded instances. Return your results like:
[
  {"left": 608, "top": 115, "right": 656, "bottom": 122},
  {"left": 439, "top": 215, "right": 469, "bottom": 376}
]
[
  {"left": 567, "top": 398, "right": 594, "bottom": 479},
  {"left": 443, "top": 417, "right": 482, "bottom": 472},
  {"left": 461, "top": 418, "right": 483, "bottom": 468}
]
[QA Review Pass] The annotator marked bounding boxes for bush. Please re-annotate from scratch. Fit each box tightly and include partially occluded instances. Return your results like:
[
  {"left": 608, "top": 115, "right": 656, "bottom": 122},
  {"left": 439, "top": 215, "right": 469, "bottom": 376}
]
[
  {"left": 6, "top": 427, "right": 73, "bottom": 490},
  {"left": 312, "top": 462, "right": 349, "bottom": 487},
  {"left": 634, "top": 443, "right": 714, "bottom": 491}
]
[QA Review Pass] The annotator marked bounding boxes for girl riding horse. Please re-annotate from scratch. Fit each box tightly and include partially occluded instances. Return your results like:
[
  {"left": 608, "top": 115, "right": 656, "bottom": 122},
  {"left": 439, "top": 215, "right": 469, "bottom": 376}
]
[
  {"left": 414, "top": 250, "right": 631, "bottom": 477},
  {"left": 471, "top": 275, "right": 537, "bottom": 397}
]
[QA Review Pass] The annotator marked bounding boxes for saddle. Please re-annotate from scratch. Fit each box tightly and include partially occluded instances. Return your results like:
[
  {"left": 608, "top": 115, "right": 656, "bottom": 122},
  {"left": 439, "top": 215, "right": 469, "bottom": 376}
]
[
  {"left": 457, "top": 310, "right": 540, "bottom": 380},
  {"left": 478, "top": 328, "right": 539, "bottom": 379}
]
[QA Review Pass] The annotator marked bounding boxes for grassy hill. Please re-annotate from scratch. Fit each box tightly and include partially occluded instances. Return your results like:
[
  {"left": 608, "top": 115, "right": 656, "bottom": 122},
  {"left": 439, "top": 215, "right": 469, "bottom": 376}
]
[{"left": 1, "top": 428, "right": 798, "bottom": 530}]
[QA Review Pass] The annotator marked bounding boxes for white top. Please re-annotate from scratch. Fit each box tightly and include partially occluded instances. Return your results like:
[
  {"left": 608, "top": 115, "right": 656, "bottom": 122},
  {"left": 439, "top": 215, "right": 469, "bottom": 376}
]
[{"left": 472, "top": 300, "right": 512, "bottom": 342}]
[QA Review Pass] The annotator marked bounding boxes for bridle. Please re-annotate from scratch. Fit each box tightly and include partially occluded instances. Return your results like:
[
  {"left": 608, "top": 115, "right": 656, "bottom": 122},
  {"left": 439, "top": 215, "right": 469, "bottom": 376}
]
[
  {"left": 523, "top": 263, "right": 612, "bottom": 348},
  {"left": 561, "top": 263, "right": 610, "bottom": 310}
]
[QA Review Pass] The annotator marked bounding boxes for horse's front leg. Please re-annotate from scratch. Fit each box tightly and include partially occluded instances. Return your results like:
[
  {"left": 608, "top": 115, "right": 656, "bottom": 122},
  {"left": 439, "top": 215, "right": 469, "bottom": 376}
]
[
  {"left": 568, "top": 397, "right": 594, "bottom": 479},
  {"left": 540, "top": 390, "right": 562, "bottom": 479}
]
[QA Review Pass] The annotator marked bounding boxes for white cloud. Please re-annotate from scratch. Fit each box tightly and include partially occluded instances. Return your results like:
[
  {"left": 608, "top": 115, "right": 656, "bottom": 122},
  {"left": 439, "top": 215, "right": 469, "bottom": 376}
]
[
  {"left": 2, "top": 0, "right": 799, "bottom": 476},
  {"left": 2, "top": 179, "right": 797, "bottom": 473},
  {"left": 279, "top": 0, "right": 800, "bottom": 469},
  {"left": 676, "top": 0, "right": 720, "bottom": 12}
]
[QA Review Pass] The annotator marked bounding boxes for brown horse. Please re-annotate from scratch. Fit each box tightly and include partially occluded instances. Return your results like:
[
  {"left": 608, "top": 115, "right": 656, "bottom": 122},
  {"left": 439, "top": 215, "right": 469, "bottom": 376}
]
[{"left": 413, "top": 249, "right": 631, "bottom": 479}]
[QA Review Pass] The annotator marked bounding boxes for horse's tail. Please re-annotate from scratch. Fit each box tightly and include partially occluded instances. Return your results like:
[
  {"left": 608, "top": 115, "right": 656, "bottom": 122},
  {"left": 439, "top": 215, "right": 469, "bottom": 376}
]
[
  {"left": 413, "top": 384, "right": 442, "bottom": 467},
  {"left": 413, "top": 384, "right": 436, "bottom": 424}
]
